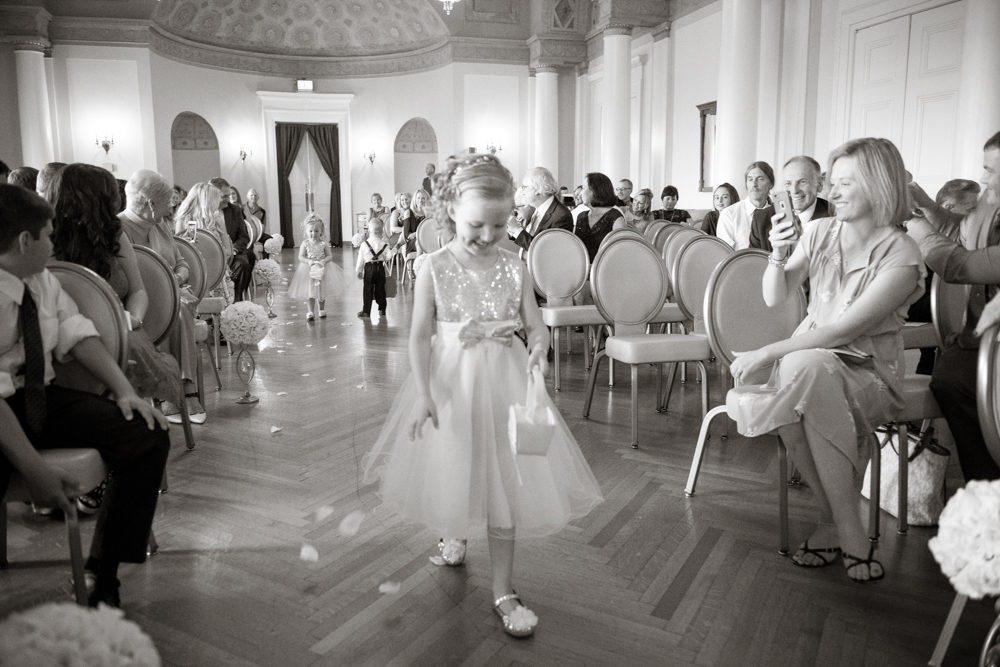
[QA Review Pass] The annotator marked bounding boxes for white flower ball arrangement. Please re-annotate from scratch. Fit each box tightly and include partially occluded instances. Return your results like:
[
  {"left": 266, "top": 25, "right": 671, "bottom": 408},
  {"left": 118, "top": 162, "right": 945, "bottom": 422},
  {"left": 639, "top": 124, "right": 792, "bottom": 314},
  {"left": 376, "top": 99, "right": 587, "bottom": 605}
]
[
  {"left": 263, "top": 234, "right": 284, "bottom": 255},
  {"left": 254, "top": 258, "right": 281, "bottom": 284},
  {"left": 351, "top": 232, "right": 365, "bottom": 248},
  {"left": 929, "top": 479, "right": 1000, "bottom": 598},
  {"left": 0, "top": 602, "right": 161, "bottom": 667},
  {"left": 219, "top": 301, "right": 270, "bottom": 347}
]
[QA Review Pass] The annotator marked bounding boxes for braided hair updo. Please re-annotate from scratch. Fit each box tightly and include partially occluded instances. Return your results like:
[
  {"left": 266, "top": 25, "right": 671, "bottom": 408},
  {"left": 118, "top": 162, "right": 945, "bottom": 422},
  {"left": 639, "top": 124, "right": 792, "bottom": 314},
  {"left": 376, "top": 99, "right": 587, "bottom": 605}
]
[{"left": 429, "top": 153, "right": 515, "bottom": 234}]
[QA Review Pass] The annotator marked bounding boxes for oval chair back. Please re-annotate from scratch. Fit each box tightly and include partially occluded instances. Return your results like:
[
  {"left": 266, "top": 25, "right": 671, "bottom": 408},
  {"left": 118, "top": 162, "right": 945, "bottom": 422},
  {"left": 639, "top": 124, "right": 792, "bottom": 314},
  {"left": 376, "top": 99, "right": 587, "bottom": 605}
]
[
  {"left": 193, "top": 229, "right": 227, "bottom": 291},
  {"left": 600, "top": 228, "right": 647, "bottom": 249},
  {"left": 47, "top": 261, "right": 129, "bottom": 395},
  {"left": 661, "top": 226, "right": 704, "bottom": 283},
  {"left": 704, "top": 250, "right": 807, "bottom": 368},
  {"left": 527, "top": 228, "right": 589, "bottom": 307},
  {"left": 930, "top": 273, "right": 971, "bottom": 349},
  {"left": 590, "top": 236, "right": 669, "bottom": 336},
  {"left": 671, "top": 235, "right": 734, "bottom": 328},
  {"left": 245, "top": 218, "right": 261, "bottom": 248},
  {"left": 173, "top": 236, "right": 208, "bottom": 301},
  {"left": 977, "top": 324, "right": 1000, "bottom": 463},
  {"left": 133, "top": 245, "right": 180, "bottom": 347},
  {"left": 415, "top": 219, "right": 442, "bottom": 254},
  {"left": 652, "top": 222, "right": 687, "bottom": 254},
  {"left": 644, "top": 220, "right": 668, "bottom": 242}
]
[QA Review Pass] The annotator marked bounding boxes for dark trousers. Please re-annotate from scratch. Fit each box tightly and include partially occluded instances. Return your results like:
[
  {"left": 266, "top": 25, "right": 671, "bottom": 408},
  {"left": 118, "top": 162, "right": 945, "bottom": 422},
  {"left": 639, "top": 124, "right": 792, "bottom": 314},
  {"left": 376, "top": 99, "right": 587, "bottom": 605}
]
[
  {"left": 1, "top": 386, "right": 171, "bottom": 563},
  {"left": 930, "top": 344, "right": 1000, "bottom": 481},
  {"left": 362, "top": 262, "right": 386, "bottom": 315},
  {"left": 259, "top": 233, "right": 272, "bottom": 259},
  {"left": 230, "top": 250, "right": 255, "bottom": 301}
]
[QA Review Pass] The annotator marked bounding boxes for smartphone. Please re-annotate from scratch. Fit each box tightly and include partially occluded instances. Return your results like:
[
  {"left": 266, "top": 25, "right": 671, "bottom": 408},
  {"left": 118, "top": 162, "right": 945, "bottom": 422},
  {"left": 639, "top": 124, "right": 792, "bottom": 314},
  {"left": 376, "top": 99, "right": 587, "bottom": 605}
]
[{"left": 772, "top": 190, "right": 800, "bottom": 237}]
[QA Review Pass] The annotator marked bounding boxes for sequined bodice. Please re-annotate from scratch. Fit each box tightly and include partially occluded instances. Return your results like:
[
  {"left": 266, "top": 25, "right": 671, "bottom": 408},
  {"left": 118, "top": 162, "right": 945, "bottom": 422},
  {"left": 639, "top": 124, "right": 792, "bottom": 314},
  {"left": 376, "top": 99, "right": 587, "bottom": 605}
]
[
  {"left": 303, "top": 240, "right": 327, "bottom": 261},
  {"left": 429, "top": 247, "right": 522, "bottom": 323}
]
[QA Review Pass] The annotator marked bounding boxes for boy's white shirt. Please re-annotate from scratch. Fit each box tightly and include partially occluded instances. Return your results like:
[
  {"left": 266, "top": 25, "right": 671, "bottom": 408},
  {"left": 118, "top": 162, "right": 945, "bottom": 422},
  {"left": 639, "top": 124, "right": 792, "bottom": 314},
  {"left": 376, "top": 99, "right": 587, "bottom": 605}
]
[{"left": 356, "top": 236, "right": 391, "bottom": 272}]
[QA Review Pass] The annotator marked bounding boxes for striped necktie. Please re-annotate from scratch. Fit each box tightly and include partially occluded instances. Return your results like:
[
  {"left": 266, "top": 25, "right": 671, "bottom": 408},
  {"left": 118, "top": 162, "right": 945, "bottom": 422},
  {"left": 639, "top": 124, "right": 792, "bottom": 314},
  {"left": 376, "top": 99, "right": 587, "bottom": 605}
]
[{"left": 20, "top": 286, "right": 46, "bottom": 437}]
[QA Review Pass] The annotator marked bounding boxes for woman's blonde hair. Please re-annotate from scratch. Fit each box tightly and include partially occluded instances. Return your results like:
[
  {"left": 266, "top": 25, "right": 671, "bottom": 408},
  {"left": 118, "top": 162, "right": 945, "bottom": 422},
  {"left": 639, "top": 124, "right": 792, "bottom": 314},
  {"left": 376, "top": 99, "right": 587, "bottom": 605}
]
[
  {"left": 828, "top": 138, "right": 910, "bottom": 228},
  {"left": 173, "top": 182, "right": 222, "bottom": 234},
  {"left": 411, "top": 188, "right": 430, "bottom": 215},
  {"left": 429, "top": 154, "right": 515, "bottom": 233}
]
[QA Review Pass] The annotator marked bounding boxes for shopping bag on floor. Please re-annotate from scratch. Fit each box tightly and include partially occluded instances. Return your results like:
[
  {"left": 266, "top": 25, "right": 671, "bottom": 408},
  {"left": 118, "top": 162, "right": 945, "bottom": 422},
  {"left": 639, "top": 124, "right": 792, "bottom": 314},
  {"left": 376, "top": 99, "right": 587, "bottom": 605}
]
[
  {"left": 862, "top": 425, "right": 949, "bottom": 526},
  {"left": 508, "top": 369, "right": 556, "bottom": 484}
]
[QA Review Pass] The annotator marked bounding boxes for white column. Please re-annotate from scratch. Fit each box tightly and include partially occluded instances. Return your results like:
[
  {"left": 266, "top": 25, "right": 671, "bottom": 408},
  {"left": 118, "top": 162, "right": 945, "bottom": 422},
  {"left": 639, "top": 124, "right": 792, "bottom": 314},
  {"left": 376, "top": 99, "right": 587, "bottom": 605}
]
[
  {"left": 533, "top": 67, "right": 560, "bottom": 178},
  {"left": 13, "top": 43, "right": 54, "bottom": 168},
  {"left": 716, "top": 0, "right": 762, "bottom": 188},
  {"left": 44, "top": 48, "right": 62, "bottom": 162},
  {"left": 601, "top": 24, "right": 632, "bottom": 183},
  {"left": 954, "top": 0, "right": 1000, "bottom": 178}
]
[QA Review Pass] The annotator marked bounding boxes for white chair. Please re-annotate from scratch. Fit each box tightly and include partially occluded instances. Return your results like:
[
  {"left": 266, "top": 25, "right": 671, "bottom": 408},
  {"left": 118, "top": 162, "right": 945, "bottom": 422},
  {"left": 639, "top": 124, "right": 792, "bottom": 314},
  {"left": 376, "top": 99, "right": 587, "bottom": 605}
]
[
  {"left": 245, "top": 218, "right": 262, "bottom": 299},
  {"left": 134, "top": 245, "right": 195, "bottom": 452},
  {"left": 583, "top": 236, "right": 723, "bottom": 448},
  {"left": 0, "top": 262, "right": 129, "bottom": 604},
  {"left": 643, "top": 220, "right": 668, "bottom": 243},
  {"left": 173, "top": 236, "right": 218, "bottom": 397},
  {"left": 192, "top": 230, "right": 228, "bottom": 373},
  {"left": 651, "top": 222, "right": 687, "bottom": 256}
]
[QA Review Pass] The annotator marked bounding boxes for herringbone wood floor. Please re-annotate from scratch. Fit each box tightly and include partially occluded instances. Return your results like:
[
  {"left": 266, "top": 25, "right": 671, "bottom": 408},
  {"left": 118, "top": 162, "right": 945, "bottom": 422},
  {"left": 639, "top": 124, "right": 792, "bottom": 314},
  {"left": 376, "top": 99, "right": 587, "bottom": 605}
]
[{"left": 1, "top": 247, "right": 995, "bottom": 666}]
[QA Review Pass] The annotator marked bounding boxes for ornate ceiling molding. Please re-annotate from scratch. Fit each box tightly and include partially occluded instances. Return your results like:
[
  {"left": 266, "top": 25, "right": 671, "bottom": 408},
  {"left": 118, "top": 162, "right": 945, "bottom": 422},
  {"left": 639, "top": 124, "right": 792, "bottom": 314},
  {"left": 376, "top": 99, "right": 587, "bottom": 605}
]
[
  {"left": 464, "top": 0, "right": 519, "bottom": 25},
  {"left": 449, "top": 36, "right": 528, "bottom": 65},
  {"left": 0, "top": 5, "right": 52, "bottom": 49},
  {"left": 527, "top": 32, "right": 586, "bottom": 69},
  {"left": 49, "top": 18, "right": 152, "bottom": 46}
]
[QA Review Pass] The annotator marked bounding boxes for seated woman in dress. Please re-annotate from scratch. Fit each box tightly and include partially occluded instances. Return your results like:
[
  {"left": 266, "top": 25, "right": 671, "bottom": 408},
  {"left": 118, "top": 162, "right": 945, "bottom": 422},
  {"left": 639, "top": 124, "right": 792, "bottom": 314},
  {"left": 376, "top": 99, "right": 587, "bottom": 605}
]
[
  {"left": 401, "top": 188, "right": 430, "bottom": 254},
  {"left": 47, "top": 164, "right": 182, "bottom": 404},
  {"left": 174, "top": 182, "right": 235, "bottom": 305},
  {"left": 701, "top": 183, "right": 739, "bottom": 236},
  {"left": 388, "top": 192, "right": 413, "bottom": 246},
  {"left": 625, "top": 188, "right": 655, "bottom": 234},
  {"left": 574, "top": 172, "right": 626, "bottom": 261},
  {"left": 727, "top": 137, "right": 925, "bottom": 582},
  {"left": 120, "top": 169, "right": 206, "bottom": 423},
  {"left": 654, "top": 185, "right": 691, "bottom": 224}
]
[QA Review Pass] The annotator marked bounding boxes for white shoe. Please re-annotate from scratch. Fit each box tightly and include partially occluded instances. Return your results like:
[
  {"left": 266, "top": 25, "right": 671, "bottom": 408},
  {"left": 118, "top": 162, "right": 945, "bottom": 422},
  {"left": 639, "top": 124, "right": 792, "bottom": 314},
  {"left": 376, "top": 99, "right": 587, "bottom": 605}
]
[
  {"left": 318, "top": 310, "right": 326, "bottom": 318},
  {"left": 307, "top": 311, "right": 314, "bottom": 321}
]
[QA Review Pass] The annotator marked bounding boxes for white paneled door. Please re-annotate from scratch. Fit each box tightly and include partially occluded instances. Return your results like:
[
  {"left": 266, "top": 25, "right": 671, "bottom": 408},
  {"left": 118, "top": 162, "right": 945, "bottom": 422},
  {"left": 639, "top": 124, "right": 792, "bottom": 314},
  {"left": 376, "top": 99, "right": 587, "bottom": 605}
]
[{"left": 849, "top": 1, "right": 965, "bottom": 197}]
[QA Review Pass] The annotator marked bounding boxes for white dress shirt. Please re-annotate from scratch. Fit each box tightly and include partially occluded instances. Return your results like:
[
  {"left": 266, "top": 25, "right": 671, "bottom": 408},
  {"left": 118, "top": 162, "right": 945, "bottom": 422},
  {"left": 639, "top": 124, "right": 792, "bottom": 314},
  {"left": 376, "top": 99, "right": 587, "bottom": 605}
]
[
  {"left": 0, "top": 267, "right": 99, "bottom": 399},
  {"left": 717, "top": 198, "right": 769, "bottom": 250},
  {"left": 797, "top": 199, "right": 819, "bottom": 227}
]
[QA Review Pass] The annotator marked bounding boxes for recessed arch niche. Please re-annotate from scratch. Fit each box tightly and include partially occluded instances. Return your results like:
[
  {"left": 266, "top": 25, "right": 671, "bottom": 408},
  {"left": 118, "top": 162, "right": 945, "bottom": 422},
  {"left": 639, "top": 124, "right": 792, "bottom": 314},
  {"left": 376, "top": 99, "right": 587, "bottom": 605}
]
[
  {"left": 394, "top": 118, "right": 438, "bottom": 198},
  {"left": 170, "top": 112, "right": 220, "bottom": 190}
]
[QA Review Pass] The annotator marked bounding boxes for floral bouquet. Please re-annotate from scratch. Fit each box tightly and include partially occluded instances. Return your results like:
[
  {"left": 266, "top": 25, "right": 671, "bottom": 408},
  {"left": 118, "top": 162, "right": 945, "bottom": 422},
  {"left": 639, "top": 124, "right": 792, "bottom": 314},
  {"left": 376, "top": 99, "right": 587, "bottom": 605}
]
[
  {"left": 263, "top": 234, "right": 284, "bottom": 256},
  {"left": 254, "top": 258, "right": 281, "bottom": 284},
  {"left": 928, "top": 479, "right": 1000, "bottom": 598},
  {"left": 351, "top": 232, "right": 365, "bottom": 248},
  {"left": 0, "top": 602, "right": 161, "bottom": 666},
  {"left": 219, "top": 301, "right": 270, "bottom": 347}
]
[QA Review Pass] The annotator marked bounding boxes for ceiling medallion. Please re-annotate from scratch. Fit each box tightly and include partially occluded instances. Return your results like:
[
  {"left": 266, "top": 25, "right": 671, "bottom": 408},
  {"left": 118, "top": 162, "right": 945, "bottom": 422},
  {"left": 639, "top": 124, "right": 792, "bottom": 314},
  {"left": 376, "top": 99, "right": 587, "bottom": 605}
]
[{"left": 440, "top": 0, "right": 460, "bottom": 15}]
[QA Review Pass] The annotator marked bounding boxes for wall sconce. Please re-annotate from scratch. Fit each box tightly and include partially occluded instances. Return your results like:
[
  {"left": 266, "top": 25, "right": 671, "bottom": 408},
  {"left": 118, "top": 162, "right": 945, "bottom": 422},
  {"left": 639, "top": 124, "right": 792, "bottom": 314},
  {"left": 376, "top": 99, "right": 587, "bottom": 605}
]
[
  {"left": 96, "top": 134, "right": 114, "bottom": 154},
  {"left": 239, "top": 146, "right": 252, "bottom": 162},
  {"left": 440, "top": 0, "right": 460, "bottom": 14},
  {"left": 363, "top": 151, "right": 376, "bottom": 164},
  {"left": 485, "top": 141, "right": 501, "bottom": 154}
]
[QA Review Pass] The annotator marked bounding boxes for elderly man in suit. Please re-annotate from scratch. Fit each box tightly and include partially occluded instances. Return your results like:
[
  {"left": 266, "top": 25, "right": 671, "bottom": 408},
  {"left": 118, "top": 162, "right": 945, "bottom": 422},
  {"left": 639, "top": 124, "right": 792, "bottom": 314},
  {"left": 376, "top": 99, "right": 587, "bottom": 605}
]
[
  {"left": 749, "top": 155, "right": 831, "bottom": 252},
  {"left": 209, "top": 177, "right": 254, "bottom": 302},
  {"left": 907, "top": 131, "right": 1000, "bottom": 481},
  {"left": 508, "top": 167, "right": 574, "bottom": 252}
]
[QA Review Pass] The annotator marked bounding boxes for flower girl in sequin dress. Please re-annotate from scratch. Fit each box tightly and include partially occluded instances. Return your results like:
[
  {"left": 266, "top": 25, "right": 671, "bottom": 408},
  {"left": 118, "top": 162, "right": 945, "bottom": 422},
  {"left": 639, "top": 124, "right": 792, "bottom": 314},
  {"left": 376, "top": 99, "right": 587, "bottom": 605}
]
[
  {"left": 362, "top": 154, "right": 603, "bottom": 638},
  {"left": 288, "top": 217, "right": 340, "bottom": 320}
]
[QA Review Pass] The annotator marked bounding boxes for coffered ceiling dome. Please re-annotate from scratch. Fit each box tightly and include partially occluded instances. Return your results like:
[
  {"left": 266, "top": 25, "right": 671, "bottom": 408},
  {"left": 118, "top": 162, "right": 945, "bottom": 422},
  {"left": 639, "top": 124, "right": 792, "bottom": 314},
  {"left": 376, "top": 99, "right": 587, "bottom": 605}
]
[{"left": 152, "top": 0, "right": 449, "bottom": 58}]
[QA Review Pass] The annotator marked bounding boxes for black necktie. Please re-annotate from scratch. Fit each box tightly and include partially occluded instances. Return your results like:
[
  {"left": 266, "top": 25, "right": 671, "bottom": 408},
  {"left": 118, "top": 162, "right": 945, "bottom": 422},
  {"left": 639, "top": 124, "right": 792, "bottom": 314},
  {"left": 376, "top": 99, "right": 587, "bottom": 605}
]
[{"left": 20, "top": 286, "right": 46, "bottom": 437}]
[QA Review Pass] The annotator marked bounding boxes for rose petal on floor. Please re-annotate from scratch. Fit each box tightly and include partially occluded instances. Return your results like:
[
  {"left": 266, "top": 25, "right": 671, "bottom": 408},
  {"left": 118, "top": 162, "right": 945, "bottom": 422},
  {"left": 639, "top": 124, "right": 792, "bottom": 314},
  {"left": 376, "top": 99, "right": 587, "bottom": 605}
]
[
  {"left": 314, "top": 506, "right": 334, "bottom": 521},
  {"left": 276, "top": 392, "right": 288, "bottom": 396},
  {"left": 378, "top": 581, "right": 401, "bottom": 594},
  {"left": 428, "top": 556, "right": 447, "bottom": 566},
  {"left": 302, "top": 373, "right": 310, "bottom": 377},
  {"left": 338, "top": 510, "right": 365, "bottom": 537},
  {"left": 326, "top": 379, "right": 336, "bottom": 383},
  {"left": 300, "top": 544, "right": 319, "bottom": 562},
  {"left": 270, "top": 426, "right": 282, "bottom": 433}
]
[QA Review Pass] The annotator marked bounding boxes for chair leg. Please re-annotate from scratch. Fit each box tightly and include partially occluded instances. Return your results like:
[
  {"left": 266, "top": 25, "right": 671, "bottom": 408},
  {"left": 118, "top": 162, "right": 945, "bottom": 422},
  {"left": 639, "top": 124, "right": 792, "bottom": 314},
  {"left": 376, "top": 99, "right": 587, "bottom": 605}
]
[
  {"left": 660, "top": 362, "right": 679, "bottom": 412},
  {"left": 147, "top": 529, "right": 158, "bottom": 557},
  {"left": 212, "top": 315, "right": 221, "bottom": 370},
  {"left": 553, "top": 327, "right": 561, "bottom": 392},
  {"left": 896, "top": 422, "right": 908, "bottom": 535},
  {"left": 777, "top": 435, "right": 789, "bottom": 556},
  {"left": 655, "top": 363, "right": 663, "bottom": 412},
  {"left": 868, "top": 433, "right": 881, "bottom": 543},
  {"left": 196, "top": 343, "right": 206, "bottom": 401},
  {"left": 566, "top": 326, "right": 572, "bottom": 354},
  {"left": 685, "top": 405, "right": 729, "bottom": 496},
  {"left": 929, "top": 593, "right": 969, "bottom": 667},
  {"left": 66, "top": 508, "right": 88, "bottom": 605},
  {"left": 582, "top": 350, "right": 606, "bottom": 418},
  {"left": 160, "top": 468, "right": 169, "bottom": 494},
  {"left": 583, "top": 326, "right": 591, "bottom": 370},
  {"left": 0, "top": 501, "right": 7, "bottom": 568},
  {"left": 630, "top": 364, "right": 639, "bottom": 449},
  {"left": 697, "top": 361, "right": 709, "bottom": 419}
]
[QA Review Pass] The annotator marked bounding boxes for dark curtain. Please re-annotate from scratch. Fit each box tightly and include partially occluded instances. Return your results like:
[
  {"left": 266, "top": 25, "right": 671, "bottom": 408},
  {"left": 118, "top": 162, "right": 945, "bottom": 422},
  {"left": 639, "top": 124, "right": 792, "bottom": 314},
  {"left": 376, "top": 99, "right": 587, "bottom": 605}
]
[
  {"left": 306, "top": 124, "right": 342, "bottom": 247},
  {"left": 275, "top": 122, "right": 305, "bottom": 247}
]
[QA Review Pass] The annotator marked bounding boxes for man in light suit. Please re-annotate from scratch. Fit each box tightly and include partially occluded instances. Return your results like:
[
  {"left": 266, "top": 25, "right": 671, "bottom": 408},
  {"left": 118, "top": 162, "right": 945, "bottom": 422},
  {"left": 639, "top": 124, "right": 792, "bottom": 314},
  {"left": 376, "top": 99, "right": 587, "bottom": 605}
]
[
  {"left": 907, "top": 131, "right": 1000, "bottom": 481},
  {"left": 508, "top": 167, "right": 573, "bottom": 253},
  {"left": 717, "top": 161, "right": 774, "bottom": 250},
  {"left": 749, "top": 155, "right": 831, "bottom": 252}
]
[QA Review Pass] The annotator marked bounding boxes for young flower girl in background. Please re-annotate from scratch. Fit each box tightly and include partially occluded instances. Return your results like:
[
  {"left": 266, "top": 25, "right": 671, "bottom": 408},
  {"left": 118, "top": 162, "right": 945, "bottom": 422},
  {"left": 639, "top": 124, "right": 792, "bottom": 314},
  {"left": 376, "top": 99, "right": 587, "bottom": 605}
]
[
  {"left": 287, "top": 217, "right": 339, "bottom": 320},
  {"left": 361, "top": 154, "right": 603, "bottom": 638}
]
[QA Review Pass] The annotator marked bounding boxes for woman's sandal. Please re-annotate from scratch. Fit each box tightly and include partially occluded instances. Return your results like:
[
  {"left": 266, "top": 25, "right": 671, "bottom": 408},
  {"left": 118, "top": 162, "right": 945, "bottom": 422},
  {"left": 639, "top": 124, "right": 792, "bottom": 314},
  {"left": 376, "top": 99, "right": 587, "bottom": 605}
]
[
  {"left": 843, "top": 544, "right": 885, "bottom": 583},
  {"left": 167, "top": 393, "right": 206, "bottom": 425},
  {"left": 493, "top": 593, "right": 538, "bottom": 638},
  {"left": 791, "top": 541, "right": 841, "bottom": 568},
  {"left": 75, "top": 478, "right": 108, "bottom": 516}
]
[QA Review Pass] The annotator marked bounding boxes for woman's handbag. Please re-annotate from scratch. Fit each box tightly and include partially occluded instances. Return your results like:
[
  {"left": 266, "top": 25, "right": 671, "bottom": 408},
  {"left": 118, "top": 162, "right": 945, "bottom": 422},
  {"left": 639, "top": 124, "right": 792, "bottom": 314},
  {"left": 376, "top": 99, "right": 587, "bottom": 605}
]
[
  {"left": 508, "top": 368, "right": 556, "bottom": 484},
  {"left": 862, "top": 425, "right": 950, "bottom": 526}
]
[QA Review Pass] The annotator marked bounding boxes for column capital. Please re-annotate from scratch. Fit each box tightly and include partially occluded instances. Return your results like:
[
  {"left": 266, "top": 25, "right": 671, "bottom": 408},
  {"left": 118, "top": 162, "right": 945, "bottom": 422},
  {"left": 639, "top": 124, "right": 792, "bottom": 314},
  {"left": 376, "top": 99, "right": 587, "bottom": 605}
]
[
  {"left": 652, "top": 21, "right": 671, "bottom": 42},
  {"left": 603, "top": 23, "right": 634, "bottom": 37},
  {"left": 527, "top": 32, "right": 587, "bottom": 69},
  {"left": 0, "top": 6, "right": 51, "bottom": 48},
  {"left": 4, "top": 38, "right": 48, "bottom": 53},
  {"left": 535, "top": 65, "right": 560, "bottom": 75}
]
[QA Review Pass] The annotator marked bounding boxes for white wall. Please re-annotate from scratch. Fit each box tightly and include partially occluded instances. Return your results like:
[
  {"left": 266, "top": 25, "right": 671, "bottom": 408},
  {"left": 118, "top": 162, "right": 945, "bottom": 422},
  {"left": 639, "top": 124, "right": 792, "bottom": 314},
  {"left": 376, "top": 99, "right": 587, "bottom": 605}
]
[
  {"left": 0, "top": 44, "right": 23, "bottom": 168},
  {"left": 393, "top": 152, "right": 431, "bottom": 196},
  {"left": 171, "top": 149, "right": 221, "bottom": 191}
]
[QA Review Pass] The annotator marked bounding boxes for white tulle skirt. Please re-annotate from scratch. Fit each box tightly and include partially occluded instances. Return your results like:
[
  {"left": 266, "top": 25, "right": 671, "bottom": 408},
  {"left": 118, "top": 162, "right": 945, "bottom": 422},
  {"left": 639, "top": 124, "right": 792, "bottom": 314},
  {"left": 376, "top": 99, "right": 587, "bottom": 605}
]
[{"left": 362, "top": 320, "right": 603, "bottom": 538}]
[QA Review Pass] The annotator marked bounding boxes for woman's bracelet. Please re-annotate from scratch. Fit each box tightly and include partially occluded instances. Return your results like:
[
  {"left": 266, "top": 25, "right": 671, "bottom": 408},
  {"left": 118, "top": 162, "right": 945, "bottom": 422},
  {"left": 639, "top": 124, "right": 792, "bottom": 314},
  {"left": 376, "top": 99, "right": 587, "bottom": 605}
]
[{"left": 767, "top": 254, "right": 788, "bottom": 268}]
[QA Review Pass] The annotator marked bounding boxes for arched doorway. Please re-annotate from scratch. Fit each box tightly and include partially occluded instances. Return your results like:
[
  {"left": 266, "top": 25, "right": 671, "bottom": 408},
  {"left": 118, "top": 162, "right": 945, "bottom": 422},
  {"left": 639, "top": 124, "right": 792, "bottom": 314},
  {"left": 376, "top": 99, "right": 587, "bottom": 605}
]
[
  {"left": 170, "top": 112, "right": 220, "bottom": 190},
  {"left": 394, "top": 118, "right": 437, "bottom": 197}
]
